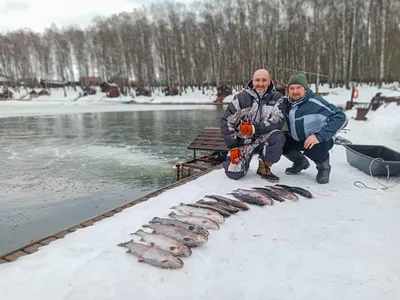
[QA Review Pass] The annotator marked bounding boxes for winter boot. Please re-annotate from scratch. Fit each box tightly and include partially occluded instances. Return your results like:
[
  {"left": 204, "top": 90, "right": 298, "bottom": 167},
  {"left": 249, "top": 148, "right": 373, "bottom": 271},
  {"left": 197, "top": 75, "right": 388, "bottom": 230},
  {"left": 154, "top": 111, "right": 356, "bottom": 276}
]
[
  {"left": 315, "top": 156, "right": 331, "bottom": 184},
  {"left": 257, "top": 159, "right": 280, "bottom": 182},
  {"left": 284, "top": 150, "right": 310, "bottom": 174}
]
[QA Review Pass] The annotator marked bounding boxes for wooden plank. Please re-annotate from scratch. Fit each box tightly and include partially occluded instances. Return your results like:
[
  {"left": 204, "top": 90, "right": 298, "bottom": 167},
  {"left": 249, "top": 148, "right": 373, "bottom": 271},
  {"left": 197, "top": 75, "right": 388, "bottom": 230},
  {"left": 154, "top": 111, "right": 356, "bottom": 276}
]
[
  {"left": 81, "top": 220, "right": 95, "bottom": 227},
  {"left": 181, "top": 163, "right": 208, "bottom": 171},
  {"left": 121, "top": 203, "right": 135, "bottom": 208},
  {"left": 68, "top": 225, "right": 84, "bottom": 232},
  {"left": 4, "top": 251, "right": 28, "bottom": 262},
  {"left": 40, "top": 237, "right": 57, "bottom": 246},
  {"left": 187, "top": 127, "right": 228, "bottom": 151},
  {"left": 93, "top": 215, "right": 106, "bottom": 222},
  {"left": 55, "top": 231, "right": 70, "bottom": 239},
  {"left": 24, "top": 243, "right": 42, "bottom": 254},
  {"left": 103, "top": 211, "right": 116, "bottom": 217},
  {"left": 196, "top": 157, "right": 219, "bottom": 164},
  {"left": 0, "top": 259, "right": 8, "bottom": 264}
]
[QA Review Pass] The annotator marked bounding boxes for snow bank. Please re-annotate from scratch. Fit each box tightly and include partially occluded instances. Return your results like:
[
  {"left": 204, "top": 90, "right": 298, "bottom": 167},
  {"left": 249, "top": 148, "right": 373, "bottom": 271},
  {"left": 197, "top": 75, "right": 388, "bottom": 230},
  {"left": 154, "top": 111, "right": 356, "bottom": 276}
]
[{"left": 346, "top": 102, "right": 400, "bottom": 149}]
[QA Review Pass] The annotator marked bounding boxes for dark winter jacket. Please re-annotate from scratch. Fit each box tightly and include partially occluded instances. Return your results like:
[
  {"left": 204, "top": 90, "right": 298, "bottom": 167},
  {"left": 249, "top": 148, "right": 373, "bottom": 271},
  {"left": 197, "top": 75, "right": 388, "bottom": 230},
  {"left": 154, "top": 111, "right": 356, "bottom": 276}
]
[
  {"left": 284, "top": 89, "right": 347, "bottom": 142},
  {"left": 220, "top": 80, "right": 285, "bottom": 150}
]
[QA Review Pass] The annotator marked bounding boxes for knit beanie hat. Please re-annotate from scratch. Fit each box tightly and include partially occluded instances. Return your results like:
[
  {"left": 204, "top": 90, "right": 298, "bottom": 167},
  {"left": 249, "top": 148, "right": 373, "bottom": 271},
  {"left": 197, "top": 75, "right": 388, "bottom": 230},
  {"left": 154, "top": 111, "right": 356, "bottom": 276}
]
[{"left": 288, "top": 72, "right": 308, "bottom": 89}]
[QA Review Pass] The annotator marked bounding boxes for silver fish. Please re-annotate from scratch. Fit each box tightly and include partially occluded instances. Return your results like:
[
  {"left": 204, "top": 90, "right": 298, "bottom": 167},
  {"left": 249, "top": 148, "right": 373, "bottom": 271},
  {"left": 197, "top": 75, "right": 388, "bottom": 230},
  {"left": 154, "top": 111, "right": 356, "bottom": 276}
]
[
  {"left": 204, "top": 194, "right": 250, "bottom": 211},
  {"left": 231, "top": 188, "right": 274, "bottom": 206},
  {"left": 149, "top": 217, "right": 210, "bottom": 237},
  {"left": 267, "top": 186, "right": 299, "bottom": 202},
  {"left": 169, "top": 212, "right": 220, "bottom": 230},
  {"left": 275, "top": 184, "right": 313, "bottom": 198},
  {"left": 186, "top": 202, "right": 231, "bottom": 217},
  {"left": 171, "top": 203, "right": 225, "bottom": 224},
  {"left": 142, "top": 223, "right": 208, "bottom": 247},
  {"left": 252, "top": 187, "right": 285, "bottom": 202},
  {"left": 196, "top": 200, "right": 240, "bottom": 213},
  {"left": 117, "top": 240, "right": 184, "bottom": 269},
  {"left": 132, "top": 229, "right": 192, "bottom": 257}
]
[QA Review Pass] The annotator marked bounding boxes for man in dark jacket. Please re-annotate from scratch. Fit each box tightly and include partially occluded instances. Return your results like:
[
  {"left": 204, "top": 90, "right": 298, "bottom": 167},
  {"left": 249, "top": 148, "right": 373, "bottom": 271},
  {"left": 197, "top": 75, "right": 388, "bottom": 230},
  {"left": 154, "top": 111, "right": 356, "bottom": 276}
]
[
  {"left": 220, "top": 69, "right": 286, "bottom": 182},
  {"left": 283, "top": 72, "right": 347, "bottom": 184}
]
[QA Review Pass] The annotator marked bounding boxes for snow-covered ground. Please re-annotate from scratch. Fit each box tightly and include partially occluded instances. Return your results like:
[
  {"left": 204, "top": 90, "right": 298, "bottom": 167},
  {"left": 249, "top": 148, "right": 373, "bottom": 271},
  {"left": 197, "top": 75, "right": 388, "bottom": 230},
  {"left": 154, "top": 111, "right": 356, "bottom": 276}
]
[{"left": 0, "top": 84, "right": 400, "bottom": 300}]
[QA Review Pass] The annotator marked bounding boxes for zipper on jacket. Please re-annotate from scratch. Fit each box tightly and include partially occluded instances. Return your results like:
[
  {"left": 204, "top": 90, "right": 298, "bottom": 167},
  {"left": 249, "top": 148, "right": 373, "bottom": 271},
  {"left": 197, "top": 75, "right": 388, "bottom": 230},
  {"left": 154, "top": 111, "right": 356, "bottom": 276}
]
[{"left": 289, "top": 106, "right": 299, "bottom": 140}]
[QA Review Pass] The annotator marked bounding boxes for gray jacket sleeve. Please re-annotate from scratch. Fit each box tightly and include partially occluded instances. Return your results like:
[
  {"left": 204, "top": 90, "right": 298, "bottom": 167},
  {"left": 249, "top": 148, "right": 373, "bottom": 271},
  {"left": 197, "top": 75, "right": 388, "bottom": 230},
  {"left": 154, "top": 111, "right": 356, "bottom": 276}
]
[{"left": 220, "top": 94, "right": 242, "bottom": 149}]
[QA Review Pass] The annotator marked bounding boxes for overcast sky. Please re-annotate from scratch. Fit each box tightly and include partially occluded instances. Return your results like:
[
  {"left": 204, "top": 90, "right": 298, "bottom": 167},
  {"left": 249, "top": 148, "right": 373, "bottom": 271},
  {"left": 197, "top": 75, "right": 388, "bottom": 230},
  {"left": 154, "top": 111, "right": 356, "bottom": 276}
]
[{"left": 0, "top": 0, "right": 189, "bottom": 33}]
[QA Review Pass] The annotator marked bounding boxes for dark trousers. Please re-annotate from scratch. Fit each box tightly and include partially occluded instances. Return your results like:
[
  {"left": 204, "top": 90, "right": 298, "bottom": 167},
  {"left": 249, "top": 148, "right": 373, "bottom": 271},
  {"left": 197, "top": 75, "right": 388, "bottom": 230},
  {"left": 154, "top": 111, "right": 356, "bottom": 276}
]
[
  {"left": 223, "top": 131, "right": 286, "bottom": 180},
  {"left": 282, "top": 132, "right": 333, "bottom": 162}
]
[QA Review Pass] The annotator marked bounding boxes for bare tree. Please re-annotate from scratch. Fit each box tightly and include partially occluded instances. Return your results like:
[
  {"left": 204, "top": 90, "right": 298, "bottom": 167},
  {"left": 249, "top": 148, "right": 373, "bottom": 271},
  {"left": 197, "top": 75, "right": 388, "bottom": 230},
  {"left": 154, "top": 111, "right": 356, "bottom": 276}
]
[{"left": 0, "top": 0, "right": 399, "bottom": 90}]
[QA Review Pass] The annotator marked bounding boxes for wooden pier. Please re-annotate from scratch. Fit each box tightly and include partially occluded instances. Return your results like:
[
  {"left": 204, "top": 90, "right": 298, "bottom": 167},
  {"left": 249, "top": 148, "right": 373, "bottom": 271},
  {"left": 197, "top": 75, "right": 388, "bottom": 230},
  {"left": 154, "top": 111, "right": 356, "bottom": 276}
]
[{"left": 175, "top": 127, "right": 228, "bottom": 180}]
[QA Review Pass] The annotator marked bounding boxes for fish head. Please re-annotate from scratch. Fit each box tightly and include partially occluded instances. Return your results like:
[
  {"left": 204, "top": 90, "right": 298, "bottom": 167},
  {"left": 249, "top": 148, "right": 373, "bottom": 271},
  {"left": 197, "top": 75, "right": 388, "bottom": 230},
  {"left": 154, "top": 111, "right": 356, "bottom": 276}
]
[
  {"left": 195, "top": 234, "right": 208, "bottom": 244},
  {"left": 177, "top": 244, "right": 192, "bottom": 257},
  {"left": 159, "top": 256, "right": 184, "bottom": 269},
  {"left": 197, "top": 227, "right": 210, "bottom": 237},
  {"left": 169, "top": 246, "right": 185, "bottom": 257}
]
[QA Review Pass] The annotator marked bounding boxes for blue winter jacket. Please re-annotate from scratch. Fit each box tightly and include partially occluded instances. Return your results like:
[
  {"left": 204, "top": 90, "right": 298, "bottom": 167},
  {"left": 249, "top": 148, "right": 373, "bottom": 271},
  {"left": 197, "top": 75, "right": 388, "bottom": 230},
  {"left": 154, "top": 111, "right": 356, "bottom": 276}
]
[{"left": 284, "top": 89, "right": 347, "bottom": 142}]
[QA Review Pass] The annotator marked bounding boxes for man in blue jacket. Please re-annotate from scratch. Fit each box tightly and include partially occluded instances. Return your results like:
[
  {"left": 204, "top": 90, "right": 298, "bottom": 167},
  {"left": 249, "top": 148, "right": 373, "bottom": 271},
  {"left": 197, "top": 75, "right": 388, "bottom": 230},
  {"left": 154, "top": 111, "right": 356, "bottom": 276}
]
[{"left": 283, "top": 72, "right": 347, "bottom": 184}]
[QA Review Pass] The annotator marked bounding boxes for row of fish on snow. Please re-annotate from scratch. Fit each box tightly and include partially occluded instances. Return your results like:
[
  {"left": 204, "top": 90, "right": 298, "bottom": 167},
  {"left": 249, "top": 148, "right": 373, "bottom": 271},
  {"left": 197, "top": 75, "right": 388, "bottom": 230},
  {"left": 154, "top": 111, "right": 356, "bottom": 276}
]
[{"left": 117, "top": 184, "right": 313, "bottom": 269}]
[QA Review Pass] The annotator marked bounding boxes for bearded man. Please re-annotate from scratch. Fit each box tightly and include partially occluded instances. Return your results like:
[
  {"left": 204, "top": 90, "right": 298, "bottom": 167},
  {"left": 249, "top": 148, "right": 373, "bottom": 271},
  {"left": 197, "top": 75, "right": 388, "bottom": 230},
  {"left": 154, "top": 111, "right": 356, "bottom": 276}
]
[{"left": 283, "top": 72, "right": 347, "bottom": 184}]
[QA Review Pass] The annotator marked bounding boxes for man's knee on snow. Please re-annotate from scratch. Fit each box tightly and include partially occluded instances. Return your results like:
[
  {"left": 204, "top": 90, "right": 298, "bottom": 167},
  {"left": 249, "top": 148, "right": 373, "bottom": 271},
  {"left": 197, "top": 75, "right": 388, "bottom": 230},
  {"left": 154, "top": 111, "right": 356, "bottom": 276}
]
[
  {"left": 223, "top": 161, "right": 247, "bottom": 180},
  {"left": 225, "top": 170, "right": 246, "bottom": 180}
]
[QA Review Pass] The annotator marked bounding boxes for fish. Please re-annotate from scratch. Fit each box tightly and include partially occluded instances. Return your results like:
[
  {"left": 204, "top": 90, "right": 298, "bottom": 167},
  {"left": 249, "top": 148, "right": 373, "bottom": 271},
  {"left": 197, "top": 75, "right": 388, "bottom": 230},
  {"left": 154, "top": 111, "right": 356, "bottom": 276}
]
[
  {"left": 266, "top": 186, "right": 299, "bottom": 202},
  {"left": 132, "top": 229, "right": 192, "bottom": 257},
  {"left": 204, "top": 194, "right": 250, "bottom": 211},
  {"left": 252, "top": 187, "right": 285, "bottom": 202},
  {"left": 196, "top": 200, "right": 240, "bottom": 213},
  {"left": 230, "top": 188, "right": 274, "bottom": 206},
  {"left": 169, "top": 212, "right": 220, "bottom": 230},
  {"left": 117, "top": 239, "right": 184, "bottom": 269},
  {"left": 171, "top": 203, "right": 225, "bottom": 224},
  {"left": 186, "top": 202, "right": 231, "bottom": 217},
  {"left": 149, "top": 217, "right": 210, "bottom": 237},
  {"left": 275, "top": 184, "right": 313, "bottom": 198},
  {"left": 142, "top": 223, "right": 208, "bottom": 247}
]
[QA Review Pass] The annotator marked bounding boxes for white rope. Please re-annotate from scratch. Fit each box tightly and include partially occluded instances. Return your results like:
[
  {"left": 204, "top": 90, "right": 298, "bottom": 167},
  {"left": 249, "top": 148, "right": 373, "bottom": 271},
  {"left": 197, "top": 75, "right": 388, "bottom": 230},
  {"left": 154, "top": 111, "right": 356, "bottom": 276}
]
[{"left": 354, "top": 157, "right": 400, "bottom": 190}]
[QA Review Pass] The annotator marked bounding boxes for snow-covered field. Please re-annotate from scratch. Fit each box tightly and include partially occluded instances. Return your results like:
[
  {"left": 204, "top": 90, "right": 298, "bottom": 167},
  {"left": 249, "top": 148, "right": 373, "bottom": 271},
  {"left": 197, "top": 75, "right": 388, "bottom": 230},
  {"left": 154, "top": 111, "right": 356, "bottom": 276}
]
[
  {"left": 1, "top": 83, "right": 399, "bottom": 118},
  {"left": 0, "top": 84, "right": 399, "bottom": 300},
  {"left": 0, "top": 87, "right": 223, "bottom": 118}
]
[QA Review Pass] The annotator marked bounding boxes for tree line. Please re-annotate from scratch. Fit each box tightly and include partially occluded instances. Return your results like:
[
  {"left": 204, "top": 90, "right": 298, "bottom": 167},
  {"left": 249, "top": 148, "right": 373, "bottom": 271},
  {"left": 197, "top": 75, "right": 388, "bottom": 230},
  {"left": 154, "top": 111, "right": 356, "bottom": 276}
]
[{"left": 0, "top": 0, "right": 399, "bottom": 91}]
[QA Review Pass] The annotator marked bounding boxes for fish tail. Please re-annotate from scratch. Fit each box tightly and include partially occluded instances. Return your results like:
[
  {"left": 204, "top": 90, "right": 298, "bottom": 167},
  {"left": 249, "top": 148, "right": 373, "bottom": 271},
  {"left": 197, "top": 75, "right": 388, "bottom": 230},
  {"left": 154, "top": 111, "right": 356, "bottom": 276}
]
[
  {"left": 117, "top": 239, "right": 133, "bottom": 248},
  {"left": 133, "top": 229, "right": 145, "bottom": 235},
  {"left": 149, "top": 217, "right": 160, "bottom": 223}
]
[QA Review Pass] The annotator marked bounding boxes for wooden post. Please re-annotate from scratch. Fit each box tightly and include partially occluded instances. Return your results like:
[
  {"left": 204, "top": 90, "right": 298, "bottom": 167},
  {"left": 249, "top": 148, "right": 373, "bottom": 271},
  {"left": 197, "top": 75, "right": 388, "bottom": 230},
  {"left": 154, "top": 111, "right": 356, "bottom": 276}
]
[
  {"left": 350, "top": 86, "right": 355, "bottom": 108},
  {"left": 176, "top": 163, "right": 181, "bottom": 181}
]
